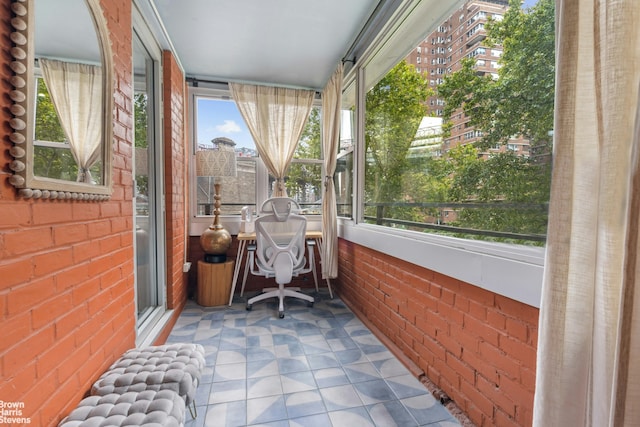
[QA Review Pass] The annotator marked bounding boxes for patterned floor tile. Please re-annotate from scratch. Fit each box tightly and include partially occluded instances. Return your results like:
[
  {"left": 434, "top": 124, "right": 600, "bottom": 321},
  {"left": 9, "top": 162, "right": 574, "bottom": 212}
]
[
  {"left": 344, "top": 361, "right": 383, "bottom": 383},
  {"left": 302, "top": 338, "right": 332, "bottom": 355},
  {"left": 319, "top": 384, "right": 364, "bottom": 411},
  {"left": 288, "top": 412, "right": 332, "bottom": 427},
  {"left": 307, "top": 352, "right": 340, "bottom": 370},
  {"left": 280, "top": 370, "right": 317, "bottom": 394},
  {"left": 367, "top": 400, "right": 419, "bottom": 427},
  {"left": 167, "top": 298, "right": 461, "bottom": 427},
  {"left": 246, "top": 346, "right": 276, "bottom": 362},
  {"left": 277, "top": 356, "right": 309, "bottom": 374},
  {"left": 284, "top": 390, "right": 326, "bottom": 418},
  {"left": 313, "top": 367, "right": 350, "bottom": 388},
  {"left": 204, "top": 400, "right": 246, "bottom": 427},
  {"left": 374, "top": 357, "right": 411, "bottom": 378},
  {"left": 247, "top": 334, "right": 274, "bottom": 348},
  {"left": 353, "top": 379, "right": 397, "bottom": 405},
  {"left": 217, "top": 349, "right": 247, "bottom": 365},
  {"left": 247, "top": 359, "right": 279, "bottom": 379},
  {"left": 334, "top": 348, "right": 368, "bottom": 365},
  {"left": 401, "top": 394, "right": 458, "bottom": 425},
  {"left": 212, "top": 361, "right": 247, "bottom": 382},
  {"left": 247, "top": 375, "right": 283, "bottom": 399},
  {"left": 246, "top": 395, "right": 287, "bottom": 425},
  {"left": 328, "top": 406, "right": 374, "bottom": 427},
  {"left": 386, "top": 374, "right": 432, "bottom": 399},
  {"left": 209, "top": 379, "right": 246, "bottom": 404}
]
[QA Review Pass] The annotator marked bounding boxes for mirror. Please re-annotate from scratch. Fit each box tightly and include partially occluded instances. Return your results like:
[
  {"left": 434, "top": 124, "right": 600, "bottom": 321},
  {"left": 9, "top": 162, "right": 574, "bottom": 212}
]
[{"left": 6, "top": 0, "right": 113, "bottom": 200}]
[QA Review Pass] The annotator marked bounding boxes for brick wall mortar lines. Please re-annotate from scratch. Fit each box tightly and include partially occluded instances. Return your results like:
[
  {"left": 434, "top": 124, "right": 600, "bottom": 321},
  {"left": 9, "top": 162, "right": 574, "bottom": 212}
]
[
  {"left": 336, "top": 238, "right": 538, "bottom": 427},
  {"left": 0, "top": 0, "right": 162, "bottom": 424}
]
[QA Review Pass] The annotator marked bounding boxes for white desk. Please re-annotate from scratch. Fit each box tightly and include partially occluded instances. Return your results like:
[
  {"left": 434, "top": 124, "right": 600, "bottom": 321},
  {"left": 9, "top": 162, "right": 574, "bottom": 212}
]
[{"left": 228, "top": 230, "right": 333, "bottom": 306}]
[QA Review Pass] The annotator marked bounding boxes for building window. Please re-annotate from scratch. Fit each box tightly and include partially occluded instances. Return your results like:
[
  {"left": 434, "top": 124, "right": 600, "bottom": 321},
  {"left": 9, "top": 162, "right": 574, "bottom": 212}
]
[{"left": 191, "top": 87, "right": 323, "bottom": 217}]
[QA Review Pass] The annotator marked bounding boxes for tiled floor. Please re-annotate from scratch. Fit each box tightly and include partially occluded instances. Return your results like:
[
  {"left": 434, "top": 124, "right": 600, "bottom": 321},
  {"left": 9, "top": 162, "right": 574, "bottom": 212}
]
[{"left": 167, "top": 291, "right": 461, "bottom": 427}]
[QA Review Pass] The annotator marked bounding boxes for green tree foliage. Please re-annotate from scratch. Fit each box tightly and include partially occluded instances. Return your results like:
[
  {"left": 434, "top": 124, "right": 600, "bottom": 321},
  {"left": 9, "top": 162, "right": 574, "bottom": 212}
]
[
  {"left": 438, "top": 0, "right": 555, "bottom": 147},
  {"left": 429, "top": 0, "right": 554, "bottom": 242},
  {"left": 33, "top": 78, "right": 77, "bottom": 180},
  {"left": 134, "top": 93, "right": 149, "bottom": 195},
  {"left": 365, "top": 61, "right": 432, "bottom": 218},
  {"left": 285, "top": 108, "right": 322, "bottom": 206},
  {"left": 445, "top": 144, "right": 550, "bottom": 237},
  {"left": 134, "top": 93, "right": 149, "bottom": 148}
]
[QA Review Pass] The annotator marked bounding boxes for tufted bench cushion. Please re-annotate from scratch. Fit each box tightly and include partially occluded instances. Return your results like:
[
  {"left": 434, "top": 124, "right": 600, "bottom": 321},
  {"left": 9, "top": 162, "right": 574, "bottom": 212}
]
[
  {"left": 58, "top": 390, "right": 185, "bottom": 427},
  {"left": 91, "top": 344, "right": 206, "bottom": 408}
]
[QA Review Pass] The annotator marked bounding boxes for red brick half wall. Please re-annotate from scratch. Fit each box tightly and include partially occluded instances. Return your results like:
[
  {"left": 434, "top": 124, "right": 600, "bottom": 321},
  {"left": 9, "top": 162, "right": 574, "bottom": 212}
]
[{"left": 335, "top": 238, "right": 539, "bottom": 427}]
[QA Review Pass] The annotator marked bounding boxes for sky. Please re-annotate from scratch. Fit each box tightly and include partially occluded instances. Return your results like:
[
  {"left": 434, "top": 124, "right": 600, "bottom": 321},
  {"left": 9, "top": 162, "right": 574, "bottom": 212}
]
[
  {"left": 196, "top": 98, "right": 255, "bottom": 149},
  {"left": 196, "top": 0, "right": 540, "bottom": 151}
]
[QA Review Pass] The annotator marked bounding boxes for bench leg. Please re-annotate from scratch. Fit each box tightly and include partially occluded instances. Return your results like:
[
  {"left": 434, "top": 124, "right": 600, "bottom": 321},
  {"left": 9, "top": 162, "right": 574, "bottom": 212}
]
[{"left": 188, "top": 400, "right": 197, "bottom": 419}]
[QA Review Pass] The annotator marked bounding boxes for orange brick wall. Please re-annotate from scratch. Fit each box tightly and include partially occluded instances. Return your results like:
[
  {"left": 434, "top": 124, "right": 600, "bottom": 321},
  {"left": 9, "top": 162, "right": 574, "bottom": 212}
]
[
  {"left": 0, "top": 0, "right": 189, "bottom": 424},
  {"left": 335, "top": 238, "right": 539, "bottom": 427},
  {"left": 155, "top": 51, "right": 189, "bottom": 342}
]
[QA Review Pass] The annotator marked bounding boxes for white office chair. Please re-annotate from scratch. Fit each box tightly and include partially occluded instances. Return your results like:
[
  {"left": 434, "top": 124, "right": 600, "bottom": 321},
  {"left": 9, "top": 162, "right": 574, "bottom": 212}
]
[{"left": 245, "top": 198, "right": 315, "bottom": 318}]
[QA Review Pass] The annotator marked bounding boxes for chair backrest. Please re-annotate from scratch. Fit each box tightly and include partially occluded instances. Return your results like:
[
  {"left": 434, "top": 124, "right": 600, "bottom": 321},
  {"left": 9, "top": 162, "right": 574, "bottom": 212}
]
[
  {"left": 259, "top": 197, "right": 300, "bottom": 218},
  {"left": 254, "top": 198, "right": 307, "bottom": 285}
]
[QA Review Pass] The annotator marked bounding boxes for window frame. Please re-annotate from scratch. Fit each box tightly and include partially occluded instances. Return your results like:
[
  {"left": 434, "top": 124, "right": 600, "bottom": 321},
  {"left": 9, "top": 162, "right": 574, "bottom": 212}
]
[
  {"left": 337, "top": 0, "right": 545, "bottom": 308},
  {"left": 188, "top": 84, "right": 324, "bottom": 237}
]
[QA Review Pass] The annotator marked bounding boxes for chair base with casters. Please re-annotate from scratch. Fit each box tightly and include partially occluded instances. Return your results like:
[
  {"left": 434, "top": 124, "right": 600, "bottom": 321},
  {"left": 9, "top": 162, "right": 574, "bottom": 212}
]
[
  {"left": 244, "top": 197, "right": 315, "bottom": 318},
  {"left": 246, "top": 286, "right": 314, "bottom": 318}
]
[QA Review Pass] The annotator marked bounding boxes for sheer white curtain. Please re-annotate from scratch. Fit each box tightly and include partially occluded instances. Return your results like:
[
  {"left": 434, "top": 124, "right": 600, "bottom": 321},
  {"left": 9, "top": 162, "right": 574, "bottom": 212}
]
[
  {"left": 320, "top": 63, "right": 343, "bottom": 279},
  {"left": 40, "top": 58, "right": 103, "bottom": 184},
  {"left": 229, "top": 83, "right": 315, "bottom": 196},
  {"left": 533, "top": 1, "right": 640, "bottom": 425}
]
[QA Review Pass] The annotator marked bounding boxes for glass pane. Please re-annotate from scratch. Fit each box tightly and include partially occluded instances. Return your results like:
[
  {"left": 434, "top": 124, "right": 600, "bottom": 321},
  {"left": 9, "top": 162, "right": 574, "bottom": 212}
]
[
  {"left": 294, "top": 106, "right": 321, "bottom": 159},
  {"left": 133, "top": 33, "right": 157, "bottom": 323},
  {"left": 363, "top": 0, "right": 553, "bottom": 245},
  {"left": 335, "top": 150, "right": 353, "bottom": 218},
  {"left": 337, "top": 82, "right": 355, "bottom": 218},
  {"left": 34, "top": 77, "right": 103, "bottom": 183},
  {"left": 195, "top": 96, "right": 257, "bottom": 214},
  {"left": 269, "top": 161, "right": 323, "bottom": 214},
  {"left": 196, "top": 158, "right": 257, "bottom": 215}
]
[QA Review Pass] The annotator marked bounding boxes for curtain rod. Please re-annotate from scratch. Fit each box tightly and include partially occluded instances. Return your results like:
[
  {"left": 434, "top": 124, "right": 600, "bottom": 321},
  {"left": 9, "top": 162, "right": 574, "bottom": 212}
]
[{"left": 186, "top": 77, "right": 322, "bottom": 96}]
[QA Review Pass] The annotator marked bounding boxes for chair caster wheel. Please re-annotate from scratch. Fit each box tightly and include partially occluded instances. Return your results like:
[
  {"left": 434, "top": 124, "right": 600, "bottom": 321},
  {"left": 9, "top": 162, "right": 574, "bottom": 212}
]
[
  {"left": 278, "top": 311, "right": 285, "bottom": 319},
  {"left": 307, "top": 301, "right": 314, "bottom": 308},
  {"left": 246, "top": 304, "right": 252, "bottom": 311}
]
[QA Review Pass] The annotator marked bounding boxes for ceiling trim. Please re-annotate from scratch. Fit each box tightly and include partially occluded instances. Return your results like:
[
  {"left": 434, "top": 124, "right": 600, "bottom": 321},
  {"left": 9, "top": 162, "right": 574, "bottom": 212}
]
[{"left": 133, "top": 0, "right": 184, "bottom": 73}]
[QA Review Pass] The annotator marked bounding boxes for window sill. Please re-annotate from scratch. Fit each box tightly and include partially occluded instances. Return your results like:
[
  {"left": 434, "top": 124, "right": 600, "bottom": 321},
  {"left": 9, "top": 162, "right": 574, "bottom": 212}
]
[
  {"left": 190, "top": 215, "right": 324, "bottom": 236},
  {"left": 339, "top": 221, "right": 544, "bottom": 308}
]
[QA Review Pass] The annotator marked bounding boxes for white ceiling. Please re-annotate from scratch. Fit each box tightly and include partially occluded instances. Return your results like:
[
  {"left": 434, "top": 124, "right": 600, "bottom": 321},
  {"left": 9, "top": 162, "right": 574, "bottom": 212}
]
[
  {"left": 35, "top": 0, "right": 390, "bottom": 90},
  {"left": 151, "top": 0, "right": 382, "bottom": 90}
]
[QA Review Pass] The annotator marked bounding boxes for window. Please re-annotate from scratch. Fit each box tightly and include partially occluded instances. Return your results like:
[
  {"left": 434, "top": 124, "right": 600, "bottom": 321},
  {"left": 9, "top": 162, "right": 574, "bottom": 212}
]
[
  {"left": 133, "top": 13, "right": 167, "bottom": 344},
  {"left": 33, "top": 73, "right": 103, "bottom": 182},
  {"left": 190, "top": 86, "right": 324, "bottom": 217},
  {"left": 359, "top": 0, "right": 553, "bottom": 246},
  {"left": 193, "top": 91, "right": 258, "bottom": 216},
  {"left": 336, "top": 83, "right": 355, "bottom": 219}
]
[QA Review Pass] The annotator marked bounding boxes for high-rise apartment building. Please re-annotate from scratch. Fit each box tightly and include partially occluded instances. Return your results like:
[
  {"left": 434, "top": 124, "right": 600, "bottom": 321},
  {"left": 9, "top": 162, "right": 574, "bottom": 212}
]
[{"left": 406, "top": 0, "right": 531, "bottom": 158}]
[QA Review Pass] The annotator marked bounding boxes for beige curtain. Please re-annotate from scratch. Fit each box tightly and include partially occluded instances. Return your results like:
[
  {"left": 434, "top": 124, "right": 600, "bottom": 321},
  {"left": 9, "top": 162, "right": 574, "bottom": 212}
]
[
  {"left": 533, "top": 1, "right": 640, "bottom": 425},
  {"left": 229, "top": 83, "right": 315, "bottom": 196},
  {"left": 40, "top": 59, "right": 103, "bottom": 184},
  {"left": 320, "top": 63, "right": 343, "bottom": 279}
]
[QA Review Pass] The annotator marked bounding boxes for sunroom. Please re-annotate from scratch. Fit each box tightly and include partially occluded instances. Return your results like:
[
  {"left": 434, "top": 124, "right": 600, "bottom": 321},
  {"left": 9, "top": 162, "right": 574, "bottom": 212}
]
[{"left": 1, "top": 0, "right": 639, "bottom": 426}]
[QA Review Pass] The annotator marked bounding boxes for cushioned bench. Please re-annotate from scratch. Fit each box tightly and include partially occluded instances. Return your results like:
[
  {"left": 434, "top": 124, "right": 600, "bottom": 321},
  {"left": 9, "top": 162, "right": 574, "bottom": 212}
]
[
  {"left": 58, "top": 390, "right": 185, "bottom": 427},
  {"left": 91, "top": 343, "right": 206, "bottom": 418},
  {"left": 59, "top": 343, "right": 206, "bottom": 426}
]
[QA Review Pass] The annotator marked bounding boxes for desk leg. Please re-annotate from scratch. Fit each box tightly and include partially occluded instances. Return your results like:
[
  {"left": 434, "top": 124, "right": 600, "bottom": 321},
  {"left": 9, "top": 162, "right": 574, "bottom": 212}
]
[
  {"left": 240, "top": 239, "right": 255, "bottom": 297},
  {"left": 229, "top": 240, "right": 246, "bottom": 306}
]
